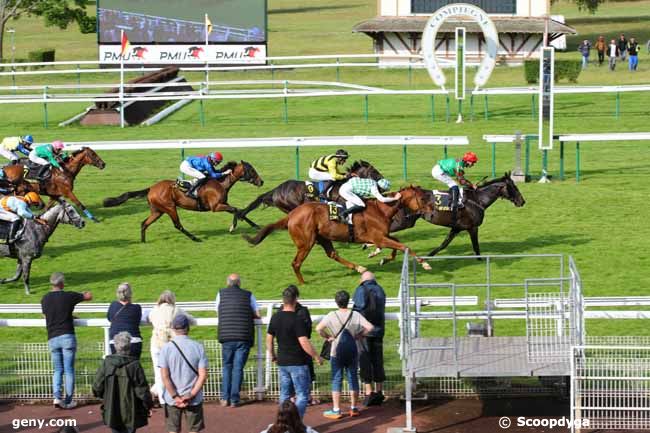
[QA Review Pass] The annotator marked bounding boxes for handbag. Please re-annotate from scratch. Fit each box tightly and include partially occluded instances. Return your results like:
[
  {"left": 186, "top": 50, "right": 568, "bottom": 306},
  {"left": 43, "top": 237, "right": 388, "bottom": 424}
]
[{"left": 320, "top": 311, "right": 353, "bottom": 361}]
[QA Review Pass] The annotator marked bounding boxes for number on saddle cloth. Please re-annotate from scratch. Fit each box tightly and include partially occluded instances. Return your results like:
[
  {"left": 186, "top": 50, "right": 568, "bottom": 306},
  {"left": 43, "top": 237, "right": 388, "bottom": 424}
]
[
  {"left": 175, "top": 179, "right": 193, "bottom": 192},
  {"left": 432, "top": 190, "right": 453, "bottom": 212},
  {"left": 305, "top": 181, "right": 329, "bottom": 201},
  {"left": 328, "top": 202, "right": 343, "bottom": 221}
]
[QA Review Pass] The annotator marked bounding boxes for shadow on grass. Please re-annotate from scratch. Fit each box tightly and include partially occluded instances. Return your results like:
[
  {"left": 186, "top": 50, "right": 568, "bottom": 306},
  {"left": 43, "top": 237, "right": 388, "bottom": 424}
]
[{"left": 43, "top": 238, "right": 140, "bottom": 257}]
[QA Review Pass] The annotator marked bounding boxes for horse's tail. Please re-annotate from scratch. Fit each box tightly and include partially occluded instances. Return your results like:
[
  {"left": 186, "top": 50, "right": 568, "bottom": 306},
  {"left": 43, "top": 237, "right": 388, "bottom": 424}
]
[
  {"left": 243, "top": 216, "right": 289, "bottom": 246},
  {"left": 102, "top": 188, "right": 150, "bottom": 207},
  {"left": 237, "top": 189, "right": 275, "bottom": 220}
]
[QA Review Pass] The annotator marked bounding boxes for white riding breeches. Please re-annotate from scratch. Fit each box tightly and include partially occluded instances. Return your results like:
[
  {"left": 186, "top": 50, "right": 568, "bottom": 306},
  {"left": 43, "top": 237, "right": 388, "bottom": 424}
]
[
  {"left": 180, "top": 161, "right": 206, "bottom": 180},
  {"left": 432, "top": 165, "right": 463, "bottom": 200},
  {"left": 308, "top": 168, "right": 334, "bottom": 182},
  {"left": 339, "top": 182, "right": 365, "bottom": 209},
  {"left": 0, "top": 148, "right": 18, "bottom": 161},
  {"left": 28, "top": 151, "right": 49, "bottom": 166},
  {"left": 0, "top": 208, "right": 20, "bottom": 222}
]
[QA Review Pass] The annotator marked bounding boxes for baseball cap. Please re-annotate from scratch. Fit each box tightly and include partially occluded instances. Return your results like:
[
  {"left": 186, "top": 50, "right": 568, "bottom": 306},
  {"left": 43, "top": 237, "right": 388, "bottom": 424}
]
[{"left": 172, "top": 314, "right": 190, "bottom": 330}]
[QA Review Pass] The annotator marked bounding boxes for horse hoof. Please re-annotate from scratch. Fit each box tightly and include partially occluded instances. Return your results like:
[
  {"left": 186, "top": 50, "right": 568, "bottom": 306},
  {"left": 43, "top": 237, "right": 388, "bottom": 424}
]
[
  {"left": 91, "top": 217, "right": 100, "bottom": 223},
  {"left": 361, "top": 244, "right": 368, "bottom": 250},
  {"left": 379, "top": 259, "right": 386, "bottom": 266},
  {"left": 422, "top": 262, "right": 432, "bottom": 271},
  {"left": 229, "top": 225, "right": 235, "bottom": 233},
  {"left": 355, "top": 265, "right": 367, "bottom": 273}
]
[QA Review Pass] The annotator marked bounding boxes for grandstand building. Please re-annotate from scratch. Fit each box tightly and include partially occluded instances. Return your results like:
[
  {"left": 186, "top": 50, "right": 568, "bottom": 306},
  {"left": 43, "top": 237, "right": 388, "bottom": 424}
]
[{"left": 353, "top": 0, "right": 577, "bottom": 65}]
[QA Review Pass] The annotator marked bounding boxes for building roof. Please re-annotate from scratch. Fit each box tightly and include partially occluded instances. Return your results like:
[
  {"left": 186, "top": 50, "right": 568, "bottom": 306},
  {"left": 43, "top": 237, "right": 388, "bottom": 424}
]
[{"left": 352, "top": 16, "right": 577, "bottom": 35}]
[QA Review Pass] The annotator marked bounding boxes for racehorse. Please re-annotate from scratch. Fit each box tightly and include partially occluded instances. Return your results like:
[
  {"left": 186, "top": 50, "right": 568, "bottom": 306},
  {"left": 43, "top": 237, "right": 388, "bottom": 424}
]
[
  {"left": 0, "top": 200, "right": 85, "bottom": 295},
  {"left": 6, "top": 147, "right": 106, "bottom": 222},
  {"left": 232, "top": 160, "right": 382, "bottom": 231},
  {"left": 243, "top": 186, "right": 434, "bottom": 284},
  {"left": 103, "top": 161, "right": 264, "bottom": 243},
  {"left": 366, "top": 173, "right": 526, "bottom": 264}
]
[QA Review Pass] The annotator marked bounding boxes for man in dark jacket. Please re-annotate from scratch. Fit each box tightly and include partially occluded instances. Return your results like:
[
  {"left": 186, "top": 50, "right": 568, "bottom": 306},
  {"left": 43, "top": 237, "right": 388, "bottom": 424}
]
[
  {"left": 617, "top": 34, "right": 628, "bottom": 61},
  {"left": 93, "top": 331, "right": 153, "bottom": 433},
  {"left": 215, "top": 273, "right": 261, "bottom": 407},
  {"left": 352, "top": 271, "right": 387, "bottom": 407},
  {"left": 628, "top": 37, "right": 640, "bottom": 71}
]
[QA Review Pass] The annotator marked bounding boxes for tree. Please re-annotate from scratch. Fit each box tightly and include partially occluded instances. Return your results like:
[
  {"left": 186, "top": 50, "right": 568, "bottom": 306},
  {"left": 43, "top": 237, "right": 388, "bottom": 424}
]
[
  {"left": 0, "top": 0, "right": 96, "bottom": 61},
  {"left": 551, "top": 0, "right": 604, "bottom": 14}
]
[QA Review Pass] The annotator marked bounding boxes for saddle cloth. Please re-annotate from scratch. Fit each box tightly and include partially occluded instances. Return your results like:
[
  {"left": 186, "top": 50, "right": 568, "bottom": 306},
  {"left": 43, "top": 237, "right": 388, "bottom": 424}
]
[
  {"left": 432, "top": 190, "right": 453, "bottom": 212},
  {"left": 22, "top": 161, "right": 50, "bottom": 181},
  {"left": 305, "top": 181, "right": 331, "bottom": 202},
  {"left": 175, "top": 179, "right": 192, "bottom": 192}
]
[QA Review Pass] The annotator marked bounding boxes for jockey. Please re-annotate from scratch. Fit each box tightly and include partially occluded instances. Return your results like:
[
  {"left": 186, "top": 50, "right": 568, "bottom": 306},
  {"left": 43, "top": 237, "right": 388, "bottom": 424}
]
[
  {"left": 0, "top": 135, "right": 34, "bottom": 163},
  {"left": 308, "top": 149, "right": 349, "bottom": 200},
  {"left": 338, "top": 177, "right": 401, "bottom": 220},
  {"left": 0, "top": 192, "right": 45, "bottom": 240},
  {"left": 179, "top": 152, "right": 232, "bottom": 198},
  {"left": 29, "top": 140, "right": 67, "bottom": 179},
  {"left": 431, "top": 151, "right": 478, "bottom": 225}
]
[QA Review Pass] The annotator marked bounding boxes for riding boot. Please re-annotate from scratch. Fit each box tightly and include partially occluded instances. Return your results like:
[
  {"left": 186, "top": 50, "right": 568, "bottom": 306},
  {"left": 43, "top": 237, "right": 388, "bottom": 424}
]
[
  {"left": 36, "top": 165, "right": 49, "bottom": 181},
  {"left": 7, "top": 220, "right": 20, "bottom": 242},
  {"left": 319, "top": 180, "right": 334, "bottom": 201},
  {"left": 341, "top": 205, "right": 365, "bottom": 223},
  {"left": 187, "top": 178, "right": 206, "bottom": 198},
  {"left": 450, "top": 187, "right": 460, "bottom": 227}
]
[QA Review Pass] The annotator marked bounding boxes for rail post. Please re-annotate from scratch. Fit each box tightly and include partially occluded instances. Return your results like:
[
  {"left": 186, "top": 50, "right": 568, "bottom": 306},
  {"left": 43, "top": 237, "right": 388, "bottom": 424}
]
[
  {"left": 103, "top": 327, "right": 111, "bottom": 357},
  {"left": 576, "top": 141, "right": 581, "bottom": 182},
  {"left": 615, "top": 91, "right": 620, "bottom": 118},
  {"left": 198, "top": 83, "right": 206, "bottom": 127},
  {"left": 524, "top": 135, "right": 531, "bottom": 179},
  {"left": 443, "top": 145, "right": 448, "bottom": 159},
  {"left": 295, "top": 141, "right": 300, "bottom": 179},
  {"left": 483, "top": 94, "right": 489, "bottom": 120},
  {"left": 430, "top": 94, "right": 435, "bottom": 123},
  {"left": 76, "top": 64, "right": 81, "bottom": 94},
  {"left": 469, "top": 93, "right": 474, "bottom": 121},
  {"left": 531, "top": 93, "right": 536, "bottom": 119},
  {"left": 560, "top": 141, "right": 565, "bottom": 180},
  {"left": 42, "top": 86, "right": 48, "bottom": 129},
  {"left": 11, "top": 64, "right": 16, "bottom": 94},
  {"left": 270, "top": 62, "right": 274, "bottom": 88},
  {"left": 445, "top": 94, "right": 450, "bottom": 123},
  {"left": 282, "top": 80, "right": 289, "bottom": 123},
  {"left": 491, "top": 142, "right": 496, "bottom": 177},
  {"left": 336, "top": 57, "right": 340, "bottom": 82},
  {"left": 363, "top": 95, "right": 369, "bottom": 123},
  {"left": 402, "top": 137, "right": 408, "bottom": 180},
  {"left": 254, "top": 323, "right": 265, "bottom": 400},
  {"left": 408, "top": 61, "right": 413, "bottom": 87}
]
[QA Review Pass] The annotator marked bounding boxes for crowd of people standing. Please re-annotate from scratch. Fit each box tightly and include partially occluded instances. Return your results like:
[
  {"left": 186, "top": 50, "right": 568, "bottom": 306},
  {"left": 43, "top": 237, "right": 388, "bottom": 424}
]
[
  {"left": 40, "top": 271, "right": 389, "bottom": 433},
  {"left": 578, "top": 33, "right": 645, "bottom": 71}
]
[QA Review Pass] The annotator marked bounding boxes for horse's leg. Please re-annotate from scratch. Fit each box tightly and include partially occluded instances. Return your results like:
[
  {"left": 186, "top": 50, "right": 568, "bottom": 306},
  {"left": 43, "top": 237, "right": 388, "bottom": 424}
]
[
  {"left": 166, "top": 206, "right": 201, "bottom": 242},
  {"left": 468, "top": 227, "right": 481, "bottom": 259},
  {"left": 378, "top": 236, "right": 401, "bottom": 266},
  {"left": 62, "top": 190, "right": 99, "bottom": 222},
  {"left": 291, "top": 244, "right": 314, "bottom": 285},
  {"left": 0, "top": 260, "right": 23, "bottom": 284},
  {"left": 21, "top": 256, "right": 33, "bottom": 295},
  {"left": 372, "top": 235, "right": 431, "bottom": 270},
  {"left": 317, "top": 237, "right": 366, "bottom": 274},
  {"left": 428, "top": 228, "right": 461, "bottom": 257},
  {"left": 140, "top": 208, "right": 163, "bottom": 243}
]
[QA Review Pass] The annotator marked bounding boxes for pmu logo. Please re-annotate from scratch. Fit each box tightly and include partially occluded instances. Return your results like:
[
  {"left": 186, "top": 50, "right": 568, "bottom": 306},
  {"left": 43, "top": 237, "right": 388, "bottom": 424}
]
[
  {"left": 132, "top": 46, "right": 148, "bottom": 60},
  {"left": 188, "top": 46, "right": 204, "bottom": 59},
  {"left": 214, "top": 46, "right": 263, "bottom": 61},
  {"left": 244, "top": 46, "right": 260, "bottom": 58}
]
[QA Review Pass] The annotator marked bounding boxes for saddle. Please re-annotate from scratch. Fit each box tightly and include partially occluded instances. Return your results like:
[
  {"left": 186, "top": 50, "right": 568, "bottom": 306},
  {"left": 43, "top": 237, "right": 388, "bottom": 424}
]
[
  {"left": 22, "top": 161, "right": 50, "bottom": 182},
  {"left": 432, "top": 190, "right": 464, "bottom": 212},
  {"left": 323, "top": 202, "right": 355, "bottom": 242},
  {"left": 0, "top": 219, "right": 25, "bottom": 244},
  {"left": 175, "top": 179, "right": 192, "bottom": 193},
  {"left": 305, "top": 180, "right": 341, "bottom": 202}
]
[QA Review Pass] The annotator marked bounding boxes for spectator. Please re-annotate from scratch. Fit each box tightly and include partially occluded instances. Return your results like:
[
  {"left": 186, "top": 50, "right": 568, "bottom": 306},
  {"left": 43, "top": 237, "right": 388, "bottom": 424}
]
[
  {"left": 353, "top": 271, "right": 387, "bottom": 407},
  {"left": 260, "top": 400, "right": 319, "bottom": 433},
  {"left": 618, "top": 33, "right": 628, "bottom": 61},
  {"left": 595, "top": 35, "right": 606, "bottom": 66},
  {"left": 267, "top": 287, "right": 322, "bottom": 419},
  {"left": 316, "top": 290, "right": 373, "bottom": 420},
  {"left": 216, "top": 273, "right": 261, "bottom": 408},
  {"left": 628, "top": 37, "right": 640, "bottom": 71},
  {"left": 41, "top": 272, "right": 92, "bottom": 410},
  {"left": 148, "top": 290, "right": 195, "bottom": 406},
  {"left": 577, "top": 39, "right": 592, "bottom": 69},
  {"left": 160, "top": 314, "right": 208, "bottom": 433},
  {"left": 108, "top": 283, "right": 143, "bottom": 359},
  {"left": 608, "top": 39, "right": 620, "bottom": 71},
  {"left": 92, "top": 331, "right": 153, "bottom": 433},
  {"left": 284, "top": 285, "right": 319, "bottom": 405}
]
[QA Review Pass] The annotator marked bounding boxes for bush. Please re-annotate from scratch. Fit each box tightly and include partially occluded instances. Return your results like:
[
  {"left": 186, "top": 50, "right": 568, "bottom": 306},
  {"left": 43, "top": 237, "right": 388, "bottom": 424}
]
[
  {"left": 27, "top": 49, "right": 55, "bottom": 70},
  {"left": 78, "top": 15, "right": 97, "bottom": 34},
  {"left": 524, "top": 59, "right": 582, "bottom": 84}
]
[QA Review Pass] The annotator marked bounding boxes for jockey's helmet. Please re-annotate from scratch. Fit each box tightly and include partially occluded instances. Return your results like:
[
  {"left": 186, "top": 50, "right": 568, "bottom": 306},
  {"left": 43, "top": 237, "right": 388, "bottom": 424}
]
[
  {"left": 462, "top": 151, "right": 478, "bottom": 165},
  {"left": 24, "top": 192, "right": 42, "bottom": 206},
  {"left": 334, "top": 149, "right": 349, "bottom": 160},
  {"left": 377, "top": 178, "right": 391, "bottom": 191},
  {"left": 52, "top": 140, "right": 65, "bottom": 151},
  {"left": 210, "top": 151, "right": 223, "bottom": 163},
  {"left": 22, "top": 135, "right": 34, "bottom": 145}
]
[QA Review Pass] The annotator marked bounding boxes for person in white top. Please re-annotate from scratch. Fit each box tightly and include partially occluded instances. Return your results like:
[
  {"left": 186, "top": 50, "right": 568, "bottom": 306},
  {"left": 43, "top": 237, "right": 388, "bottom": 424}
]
[
  {"left": 260, "top": 400, "right": 319, "bottom": 433},
  {"left": 608, "top": 39, "right": 620, "bottom": 71},
  {"left": 146, "top": 290, "right": 195, "bottom": 405}
]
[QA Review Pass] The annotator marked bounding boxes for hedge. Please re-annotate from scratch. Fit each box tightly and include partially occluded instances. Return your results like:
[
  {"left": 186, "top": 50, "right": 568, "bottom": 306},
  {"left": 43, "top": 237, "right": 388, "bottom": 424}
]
[
  {"left": 27, "top": 49, "right": 55, "bottom": 64},
  {"left": 524, "top": 60, "right": 582, "bottom": 84}
]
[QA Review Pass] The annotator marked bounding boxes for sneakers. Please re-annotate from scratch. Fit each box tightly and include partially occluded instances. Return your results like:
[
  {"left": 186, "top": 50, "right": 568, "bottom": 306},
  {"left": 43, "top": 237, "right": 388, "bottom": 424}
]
[
  {"left": 363, "top": 392, "right": 385, "bottom": 407},
  {"left": 61, "top": 400, "right": 77, "bottom": 410},
  {"left": 219, "top": 399, "right": 229, "bottom": 407},
  {"left": 53, "top": 398, "right": 63, "bottom": 408},
  {"left": 349, "top": 407, "right": 360, "bottom": 417},
  {"left": 323, "top": 409, "right": 343, "bottom": 420}
]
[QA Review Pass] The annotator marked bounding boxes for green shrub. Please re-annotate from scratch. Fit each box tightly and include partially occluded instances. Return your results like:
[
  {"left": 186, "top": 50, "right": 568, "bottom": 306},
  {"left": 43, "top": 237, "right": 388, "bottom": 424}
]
[
  {"left": 78, "top": 15, "right": 97, "bottom": 34},
  {"left": 27, "top": 49, "right": 55, "bottom": 64},
  {"left": 524, "top": 59, "right": 582, "bottom": 84}
]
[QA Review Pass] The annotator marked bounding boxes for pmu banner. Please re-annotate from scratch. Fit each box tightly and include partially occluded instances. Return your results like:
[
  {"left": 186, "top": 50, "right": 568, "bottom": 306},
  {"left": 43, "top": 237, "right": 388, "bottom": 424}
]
[{"left": 99, "top": 44, "right": 266, "bottom": 64}]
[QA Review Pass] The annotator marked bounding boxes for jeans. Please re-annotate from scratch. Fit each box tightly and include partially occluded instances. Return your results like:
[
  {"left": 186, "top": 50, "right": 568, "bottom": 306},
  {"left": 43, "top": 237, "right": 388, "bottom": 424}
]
[
  {"left": 581, "top": 55, "right": 589, "bottom": 69},
  {"left": 221, "top": 341, "right": 251, "bottom": 403},
  {"left": 48, "top": 334, "right": 77, "bottom": 404},
  {"left": 609, "top": 56, "right": 616, "bottom": 71},
  {"left": 279, "top": 365, "right": 310, "bottom": 418},
  {"left": 629, "top": 55, "right": 638, "bottom": 71},
  {"left": 331, "top": 356, "right": 359, "bottom": 393}
]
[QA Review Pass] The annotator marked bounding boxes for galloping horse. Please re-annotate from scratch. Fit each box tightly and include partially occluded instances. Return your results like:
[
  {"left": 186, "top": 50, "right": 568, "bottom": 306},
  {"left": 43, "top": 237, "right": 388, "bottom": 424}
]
[
  {"left": 232, "top": 160, "right": 382, "bottom": 231},
  {"left": 103, "top": 161, "right": 264, "bottom": 242},
  {"left": 6, "top": 147, "right": 106, "bottom": 222},
  {"left": 244, "top": 186, "right": 434, "bottom": 284},
  {"left": 366, "top": 173, "right": 526, "bottom": 264},
  {"left": 0, "top": 200, "right": 85, "bottom": 295}
]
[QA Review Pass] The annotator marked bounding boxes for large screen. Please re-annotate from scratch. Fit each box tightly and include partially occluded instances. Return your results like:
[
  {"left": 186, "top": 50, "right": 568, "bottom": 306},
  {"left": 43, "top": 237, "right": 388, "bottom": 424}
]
[{"left": 98, "top": 0, "right": 266, "bottom": 44}]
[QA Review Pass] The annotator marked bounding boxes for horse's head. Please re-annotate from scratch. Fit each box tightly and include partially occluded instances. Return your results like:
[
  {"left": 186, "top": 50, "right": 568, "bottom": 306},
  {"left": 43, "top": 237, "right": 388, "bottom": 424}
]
[
  {"left": 397, "top": 186, "right": 434, "bottom": 214},
  {"left": 348, "top": 160, "right": 382, "bottom": 181},
  {"left": 499, "top": 172, "right": 525, "bottom": 207},
  {"left": 58, "top": 200, "right": 86, "bottom": 229},
  {"left": 235, "top": 160, "right": 264, "bottom": 187},
  {"left": 72, "top": 147, "right": 106, "bottom": 170}
]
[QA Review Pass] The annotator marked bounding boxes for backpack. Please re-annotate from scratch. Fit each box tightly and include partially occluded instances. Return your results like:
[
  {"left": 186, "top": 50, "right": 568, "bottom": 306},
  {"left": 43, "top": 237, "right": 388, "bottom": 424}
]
[
  {"left": 334, "top": 312, "right": 358, "bottom": 367},
  {"left": 362, "top": 285, "right": 380, "bottom": 325}
]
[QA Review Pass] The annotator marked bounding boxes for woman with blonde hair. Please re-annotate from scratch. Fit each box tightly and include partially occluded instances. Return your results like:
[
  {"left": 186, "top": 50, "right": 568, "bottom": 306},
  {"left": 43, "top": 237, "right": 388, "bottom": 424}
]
[
  {"left": 147, "top": 290, "right": 195, "bottom": 405},
  {"left": 107, "top": 282, "right": 142, "bottom": 358}
]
